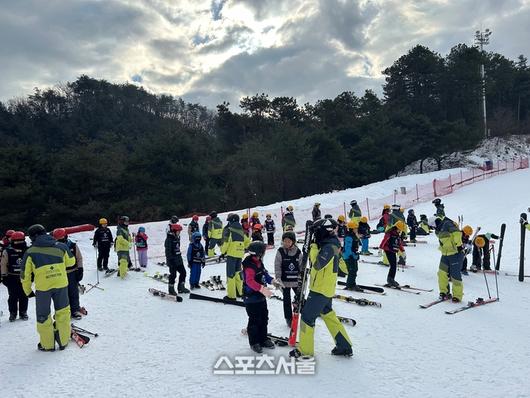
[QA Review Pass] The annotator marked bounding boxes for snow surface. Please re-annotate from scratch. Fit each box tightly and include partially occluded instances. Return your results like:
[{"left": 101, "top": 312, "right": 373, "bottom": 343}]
[{"left": 2, "top": 168, "right": 530, "bottom": 398}]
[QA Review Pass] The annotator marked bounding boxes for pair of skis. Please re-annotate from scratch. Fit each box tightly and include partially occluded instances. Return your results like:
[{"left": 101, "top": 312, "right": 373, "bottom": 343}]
[
  {"left": 145, "top": 272, "right": 169, "bottom": 283},
  {"left": 148, "top": 288, "right": 183, "bottom": 302},
  {"left": 419, "top": 296, "right": 499, "bottom": 314},
  {"left": 201, "top": 276, "right": 225, "bottom": 291},
  {"left": 333, "top": 294, "right": 382, "bottom": 308},
  {"left": 375, "top": 284, "right": 432, "bottom": 295},
  {"left": 70, "top": 324, "right": 97, "bottom": 348}
]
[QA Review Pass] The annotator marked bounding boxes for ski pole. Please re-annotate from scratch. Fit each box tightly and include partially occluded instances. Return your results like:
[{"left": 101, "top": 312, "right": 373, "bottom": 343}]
[
  {"left": 491, "top": 245, "right": 499, "bottom": 300},
  {"left": 482, "top": 246, "right": 492, "bottom": 299}
]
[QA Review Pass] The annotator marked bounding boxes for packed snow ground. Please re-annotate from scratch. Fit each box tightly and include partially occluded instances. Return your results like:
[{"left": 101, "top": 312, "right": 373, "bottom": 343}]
[{"left": 2, "top": 168, "right": 530, "bottom": 398}]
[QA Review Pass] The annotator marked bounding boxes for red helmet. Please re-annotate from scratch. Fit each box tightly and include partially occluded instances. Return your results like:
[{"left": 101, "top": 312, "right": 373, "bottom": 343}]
[
  {"left": 6, "top": 229, "right": 15, "bottom": 238},
  {"left": 170, "top": 223, "right": 183, "bottom": 233},
  {"left": 52, "top": 228, "right": 67, "bottom": 240},
  {"left": 253, "top": 223, "right": 263, "bottom": 231},
  {"left": 205, "top": 216, "right": 212, "bottom": 222},
  {"left": 192, "top": 215, "right": 199, "bottom": 221},
  {"left": 11, "top": 231, "right": 25, "bottom": 241}
]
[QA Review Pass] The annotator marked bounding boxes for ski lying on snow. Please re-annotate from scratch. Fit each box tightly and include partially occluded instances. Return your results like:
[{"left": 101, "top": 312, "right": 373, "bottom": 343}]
[
  {"left": 71, "top": 324, "right": 98, "bottom": 337},
  {"left": 148, "top": 288, "right": 183, "bottom": 302},
  {"left": 419, "top": 296, "right": 451, "bottom": 308},
  {"left": 144, "top": 272, "right": 168, "bottom": 284},
  {"left": 445, "top": 297, "right": 498, "bottom": 314},
  {"left": 375, "top": 284, "right": 420, "bottom": 294},
  {"left": 505, "top": 272, "right": 530, "bottom": 277},
  {"left": 400, "top": 284, "right": 433, "bottom": 292},
  {"left": 333, "top": 294, "right": 381, "bottom": 308},
  {"left": 189, "top": 292, "right": 245, "bottom": 307},
  {"left": 71, "top": 330, "right": 90, "bottom": 348},
  {"left": 337, "top": 281, "right": 385, "bottom": 293}
]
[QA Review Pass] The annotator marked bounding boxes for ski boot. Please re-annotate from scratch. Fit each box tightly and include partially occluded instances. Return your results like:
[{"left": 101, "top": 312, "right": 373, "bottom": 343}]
[
  {"left": 97, "top": 266, "right": 103, "bottom": 271},
  {"left": 9, "top": 313, "right": 17, "bottom": 322},
  {"left": 461, "top": 269, "right": 469, "bottom": 276},
  {"left": 351, "top": 285, "right": 364, "bottom": 292},
  {"left": 250, "top": 344, "right": 263, "bottom": 354},
  {"left": 19, "top": 312, "right": 29, "bottom": 321},
  {"left": 37, "top": 343, "right": 55, "bottom": 352},
  {"left": 168, "top": 284, "right": 178, "bottom": 296},
  {"left": 397, "top": 256, "right": 406, "bottom": 266},
  {"left": 439, "top": 292, "right": 451, "bottom": 300},
  {"left": 223, "top": 295, "right": 237, "bottom": 302},
  {"left": 261, "top": 339, "right": 275, "bottom": 349},
  {"left": 331, "top": 346, "right": 353, "bottom": 357},
  {"left": 452, "top": 297, "right": 461, "bottom": 303},
  {"left": 387, "top": 279, "right": 400, "bottom": 288},
  {"left": 177, "top": 283, "right": 190, "bottom": 294},
  {"left": 289, "top": 349, "right": 313, "bottom": 360}
]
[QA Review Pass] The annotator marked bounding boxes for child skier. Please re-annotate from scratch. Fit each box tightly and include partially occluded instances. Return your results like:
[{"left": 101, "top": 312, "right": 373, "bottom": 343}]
[
  {"left": 250, "top": 212, "right": 261, "bottom": 230},
  {"left": 251, "top": 224, "right": 264, "bottom": 242},
  {"left": 93, "top": 218, "right": 113, "bottom": 271},
  {"left": 274, "top": 231, "right": 302, "bottom": 326},
  {"left": 187, "top": 232, "right": 205, "bottom": 289},
  {"left": 165, "top": 223, "right": 190, "bottom": 295},
  {"left": 282, "top": 205, "right": 296, "bottom": 231},
  {"left": 358, "top": 216, "right": 371, "bottom": 255},
  {"left": 471, "top": 233, "right": 499, "bottom": 272},
  {"left": 135, "top": 226, "right": 148, "bottom": 269},
  {"left": 435, "top": 217, "right": 464, "bottom": 302},
  {"left": 343, "top": 221, "right": 361, "bottom": 291},
  {"left": 376, "top": 205, "right": 391, "bottom": 232},
  {"left": 407, "top": 209, "right": 418, "bottom": 243},
  {"left": 242, "top": 241, "right": 282, "bottom": 353},
  {"left": 264, "top": 214, "right": 275, "bottom": 246},
  {"left": 461, "top": 225, "right": 473, "bottom": 275},
  {"left": 337, "top": 215, "right": 346, "bottom": 240},
  {"left": 417, "top": 214, "right": 431, "bottom": 235},
  {"left": 348, "top": 200, "right": 362, "bottom": 223},
  {"left": 379, "top": 220, "right": 406, "bottom": 287},
  {"left": 188, "top": 215, "right": 200, "bottom": 239},
  {"left": 0, "top": 231, "right": 29, "bottom": 321},
  {"left": 241, "top": 213, "right": 251, "bottom": 236},
  {"left": 202, "top": 216, "right": 211, "bottom": 252}
]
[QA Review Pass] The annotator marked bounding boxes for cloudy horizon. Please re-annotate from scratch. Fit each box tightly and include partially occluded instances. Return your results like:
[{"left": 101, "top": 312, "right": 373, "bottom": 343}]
[{"left": 1, "top": 0, "right": 529, "bottom": 109}]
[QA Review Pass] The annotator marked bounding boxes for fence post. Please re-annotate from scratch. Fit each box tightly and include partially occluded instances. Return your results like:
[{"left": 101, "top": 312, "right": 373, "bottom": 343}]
[
  {"left": 393, "top": 191, "right": 396, "bottom": 204},
  {"left": 416, "top": 184, "right": 419, "bottom": 201},
  {"left": 472, "top": 168, "right": 475, "bottom": 182},
  {"left": 460, "top": 170, "right": 463, "bottom": 185},
  {"left": 343, "top": 202, "right": 346, "bottom": 218},
  {"left": 365, "top": 198, "right": 371, "bottom": 220},
  {"left": 448, "top": 174, "right": 452, "bottom": 193},
  {"left": 433, "top": 179, "right": 437, "bottom": 197}
]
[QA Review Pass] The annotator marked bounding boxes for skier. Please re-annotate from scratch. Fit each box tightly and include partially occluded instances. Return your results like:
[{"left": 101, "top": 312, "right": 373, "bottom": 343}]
[
  {"left": 115, "top": 216, "right": 132, "bottom": 279},
  {"left": 207, "top": 211, "right": 223, "bottom": 257},
  {"left": 221, "top": 214, "right": 249, "bottom": 300},
  {"left": 337, "top": 215, "right": 346, "bottom": 240},
  {"left": 251, "top": 224, "right": 264, "bottom": 242},
  {"left": 291, "top": 218, "right": 352, "bottom": 358},
  {"left": 188, "top": 215, "right": 200, "bottom": 239},
  {"left": 135, "top": 226, "right": 148, "bottom": 269},
  {"left": 21, "top": 224, "right": 75, "bottom": 351},
  {"left": 53, "top": 228, "right": 84, "bottom": 320},
  {"left": 417, "top": 214, "right": 431, "bottom": 236},
  {"left": 241, "top": 213, "right": 251, "bottom": 236},
  {"left": 435, "top": 217, "right": 464, "bottom": 302},
  {"left": 93, "top": 218, "right": 113, "bottom": 271},
  {"left": 242, "top": 241, "right": 282, "bottom": 353},
  {"left": 249, "top": 212, "right": 261, "bottom": 230},
  {"left": 432, "top": 198, "right": 445, "bottom": 218},
  {"left": 471, "top": 232, "right": 499, "bottom": 272},
  {"left": 348, "top": 200, "right": 362, "bottom": 223},
  {"left": 461, "top": 225, "right": 473, "bottom": 275},
  {"left": 376, "top": 205, "right": 391, "bottom": 232},
  {"left": 0, "top": 231, "right": 29, "bottom": 321},
  {"left": 187, "top": 231, "right": 205, "bottom": 289},
  {"left": 274, "top": 231, "right": 302, "bottom": 326},
  {"left": 264, "top": 214, "right": 275, "bottom": 246},
  {"left": 343, "top": 221, "right": 361, "bottom": 291},
  {"left": 165, "top": 223, "right": 190, "bottom": 294},
  {"left": 379, "top": 220, "right": 406, "bottom": 287},
  {"left": 312, "top": 203, "right": 322, "bottom": 221},
  {"left": 358, "top": 216, "right": 372, "bottom": 255},
  {"left": 407, "top": 209, "right": 418, "bottom": 243},
  {"left": 282, "top": 205, "right": 296, "bottom": 231},
  {"left": 202, "top": 216, "right": 211, "bottom": 252}
]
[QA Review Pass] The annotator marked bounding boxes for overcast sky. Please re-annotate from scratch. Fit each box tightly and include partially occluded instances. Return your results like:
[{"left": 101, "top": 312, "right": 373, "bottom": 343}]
[{"left": 1, "top": 0, "right": 529, "bottom": 109}]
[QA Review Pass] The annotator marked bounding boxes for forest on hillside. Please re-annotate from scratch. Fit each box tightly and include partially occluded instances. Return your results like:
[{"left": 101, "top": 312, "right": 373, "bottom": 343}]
[{"left": 2, "top": 43, "right": 530, "bottom": 229}]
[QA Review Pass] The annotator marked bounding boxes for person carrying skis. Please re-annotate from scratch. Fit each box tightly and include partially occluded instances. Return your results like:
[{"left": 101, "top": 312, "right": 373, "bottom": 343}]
[
  {"left": 202, "top": 216, "right": 211, "bottom": 251},
  {"left": 312, "top": 203, "right": 322, "bottom": 221},
  {"left": 358, "top": 216, "right": 371, "bottom": 255},
  {"left": 432, "top": 198, "right": 445, "bottom": 219},
  {"left": 165, "top": 223, "right": 190, "bottom": 295},
  {"left": 135, "top": 226, "right": 148, "bottom": 269},
  {"left": 292, "top": 218, "right": 352, "bottom": 358},
  {"left": 407, "top": 209, "right": 418, "bottom": 243},
  {"left": 348, "top": 200, "right": 362, "bottom": 223},
  {"left": 282, "top": 205, "right": 296, "bottom": 232},
  {"left": 242, "top": 241, "right": 282, "bottom": 353},
  {"left": 93, "top": 218, "right": 113, "bottom": 272},
  {"left": 115, "top": 216, "right": 132, "bottom": 279},
  {"left": 461, "top": 225, "right": 473, "bottom": 275},
  {"left": 1, "top": 231, "right": 29, "bottom": 321},
  {"left": 251, "top": 224, "right": 264, "bottom": 242},
  {"left": 417, "top": 214, "right": 431, "bottom": 236},
  {"left": 188, "top": 215, "right": 200, "bottom": 239},
  {"left": 435, "top": 217, "right": 464, "bottom": 302},
  {"left": 343, "top": 221, "right": 361, "bottom": 291},
  {"left": 221, "top": 214, "right": 249, "bottom": 300},
  {"left": 264, "top": 214, "right": 275, "bottom": 246},
  {"left": 274, "top": 231, "right": 302, "bottom": 326},
  {"left": 53, "top": 228, "right": 84, "bottom": 320},
  {"left": 21, "top": 224, "right": 76, "bottom": 351},
  {"left": 379, "top": 220, "right": 406, "bottom": 287},
  {"left": 249, "top": 212, "right": 261, "bottom": 230},
  {"left": 187, "top": 232, "right": 205, "bottom": 289},
  {"left": 207, "top": 211, "right": 223, "bottom": 257},
  {"left": 471, "top": 232, "right": 499, "bottom": 272}
]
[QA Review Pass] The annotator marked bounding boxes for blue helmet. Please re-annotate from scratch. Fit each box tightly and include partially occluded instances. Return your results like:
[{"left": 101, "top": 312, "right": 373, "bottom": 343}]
[
  {"left": 192, "top": 232, "right": 202, "bottom": 241},
  {"left": 138, "top": 226, "right": 145, "bottom": 233}
]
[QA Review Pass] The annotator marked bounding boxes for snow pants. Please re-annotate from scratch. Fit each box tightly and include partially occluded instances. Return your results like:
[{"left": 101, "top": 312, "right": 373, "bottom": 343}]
[
  {"left": 299, "top": 291, "right": 351, "bottom": 356},
  {"left": 189, "top": 262, "right": 202, "bottom": 285},
  {"left": 267, "top": 232, "right": 274, "bottom": 247},
  {"left": 137, "top": 249, "right": 148, "bottom": 268},
  {"left": 409, "top": 226, "right": 417, "bottom": 241},
  {"left": 35, "top": 287, "right": 70, "bottom": 350},
  {"left": 117, "top": 251, "right": 130, "bottom": 279},
  {"left": 385, "top": 251, "right": 397, "bottom": 282},
  {"left": 245, "top": 299, "right": 269, "bottom": 346},
  {"left": 345, "top": 256, "right": 358, "bottom": 288},
  {"left": 472, "top": 240, "right": 491, "bottom": 270},
  {"left": 438, "top": 253, "right": 464, "bottom": 300},
  {"left": 4, "top": 275, "right": 28, "bottom": 316},
  {"left": 67, "top": 271, "right": 80, "bottom": 313},
  {"left": 97, "top": 244, "right": 111, "bottom": 270},
  {"left": 226, "top": 256, "right": 243, "bottom": 299},
  {"left": 361, "top": 238, "right": 369, "bottom": 253},
  {"left": 282, "top": 287, "right": 297, "bottom": 321},
  {"left": 167, "top": 256, "right": 186, "bottom": 285}
]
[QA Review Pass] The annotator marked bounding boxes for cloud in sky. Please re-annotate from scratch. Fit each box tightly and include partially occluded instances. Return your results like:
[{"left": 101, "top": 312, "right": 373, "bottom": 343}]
[{"left": 1, "top": 0, "right": 529, "bottom": 109}]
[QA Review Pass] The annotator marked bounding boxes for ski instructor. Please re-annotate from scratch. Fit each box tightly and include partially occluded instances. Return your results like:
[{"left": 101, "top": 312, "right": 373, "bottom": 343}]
[{"left": 291, "top": 218, "right": 352, "bottom": 358}]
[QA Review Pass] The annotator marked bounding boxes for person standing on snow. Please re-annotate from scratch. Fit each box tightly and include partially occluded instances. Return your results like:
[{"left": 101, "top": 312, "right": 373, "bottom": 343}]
[
  {"left": 1, "top": 231, "right": 29, "bottom": 322},
  {"left": 115, "top": 216, "right": 132, "bottom": 279},
  {"left": 202, "top": 216, "right": 211, "bottom": 252},
  {"left": 187, "top": 232, "right": 205, "bottom": 289},
  {"left": 435, "top": 217, "right": 464, "bottom": 302},
  {"left": 407, "top": 209, "right": 418, "bottom": 243},
  {"left": 264, "top": 214, "right": 276, "bottom": 247},
  {"left": 282, "top": 205, "right": 296, "bottom": 232},
  {"left": 432, "top": 198, "right": 445, "bottom": 219},
  {"left": 221, "top": 214, "right": 249, "bottom": 300},
  {"left": 312, "top": 203, "right": 322, "bottom": 221},
  {"left": 207, "top": 212, "right": 223, "bottom": 257},
  {"left": 291, "top": 218, "right": 352, "bottom": 358},
  {"left": 348, "top": 200, "right": 362, "bottom": 223},
  {"left": 343, "top": 221, "right": 362, "bottom": 291},
  {"left": 379, "top": 220, "right": 406, "bottom": 287},
  {"left": 53, "top": 228, "right": 84, "bottom": 320},
  {"left": 358, "top": 217, "right": 372, "bottom": 255},
  {"left": 460, "top": 225, "right": 473, "bottom": 275},
  {"left": 249, "top": 212, "right": 261, "bottom": 230},
  {"left": 21, "top": 224, "right": 76, "bottom": 351},
  {"left": 135, "top": 226, "right": 149, "bottom": 269},
  {"left": 165, "top": 223, "right": 190, "bottom": 295},
  {"left": 93, "top": 218, "right": 113, "bottom": 272},
  {"left": 471, "top": 232, "right": 499, "bottom": 272},
  {"left": 188, "top": 215, "right": 200, "bottom": 239}
]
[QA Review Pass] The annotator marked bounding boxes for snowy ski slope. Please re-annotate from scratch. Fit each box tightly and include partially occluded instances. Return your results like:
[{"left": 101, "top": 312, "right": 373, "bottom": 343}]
[{"left": 1, "top": 167, "right": 530, "bottom": 398}]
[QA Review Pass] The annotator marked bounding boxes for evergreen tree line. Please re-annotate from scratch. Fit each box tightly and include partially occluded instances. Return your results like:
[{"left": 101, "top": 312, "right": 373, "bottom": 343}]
[{"left": 1, "top": 43, "right": 530, "bottom": 229}]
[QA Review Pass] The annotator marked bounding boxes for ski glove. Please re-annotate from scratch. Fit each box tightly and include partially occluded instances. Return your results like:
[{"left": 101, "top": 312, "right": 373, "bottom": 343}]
[
  {"left": 260, "top": 286, "right": 273, "bottom": 298},
  {"left": 77, "top": 268, "right": 84, "bottom": 282}
]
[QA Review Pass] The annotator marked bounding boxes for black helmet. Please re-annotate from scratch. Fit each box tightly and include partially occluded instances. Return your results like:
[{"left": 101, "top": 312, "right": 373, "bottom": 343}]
[
  {"left": 312, "top": 218, "right": 337, "bottom": 243},
  {"left": 210, "top": 211, "right": 217, "bottom": 219},
  {"left": 350, "top": 200, "right": 357, "bottom": 206},
  {"left": 227, "top": 213, "right": 239, "bottom": 223},
  {"left": 247, "top": 241, "right": 267, "bottom": 257},
  {"left": 432, "top": 198, "right": 441, "bottom": 206},
  {"left": 408, "top": 209, "right": 414, "bottom": 214},
  {"left": 170, "top": 215, "right": 179, "bottom": 223},
  {"left": 27, "top": 224, "right": 46, "bottom": 241},
  {"left": 281, "top": 231, "right": 296, "bottom": 243},
  {"left": 324, "top": 214, "right": 333, "bottom": 219},
  {"left": 120, "top": 215, "right": 129, "bottom": 223},
  {"left": 420, "top": 214, "right": 427, "bottom": 219}
]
